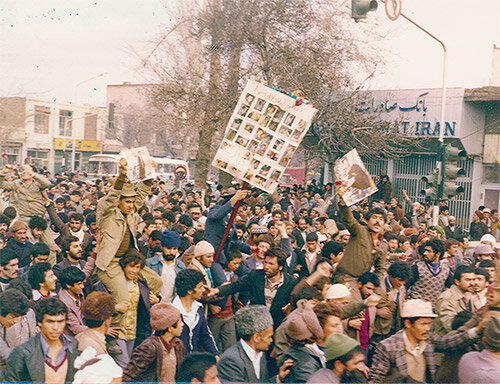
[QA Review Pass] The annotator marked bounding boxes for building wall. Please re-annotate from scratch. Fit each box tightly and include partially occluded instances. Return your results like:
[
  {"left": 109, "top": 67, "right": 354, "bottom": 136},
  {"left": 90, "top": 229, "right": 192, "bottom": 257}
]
[
  {"left": 358, "top": 87, "right": 497, "bottom": 229},
  {"left": 0, "top": 97, "right": 107, "bottom": 173}
]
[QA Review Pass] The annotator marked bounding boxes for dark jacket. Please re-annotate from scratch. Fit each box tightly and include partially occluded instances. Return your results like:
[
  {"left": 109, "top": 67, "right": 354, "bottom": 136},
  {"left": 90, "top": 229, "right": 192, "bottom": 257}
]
[
  {"left": 218, "top": 341, "right": 270, "bottom": 383},
  {"left": 203, "top": 200, "right": 251, "bottom": 265},
  {"left": 123, "top": 335, "right": 185, "bottom": 382},
  {"left": 278, "top": 344, "right": 323, "bottom": 383},
  {"left": 172, "top": 297, "right": 219, "bottom": 356},
  {"left": 47, "top": 202, "right": 94, "bottom": 258},
  {"left": 469, "top": 221, "right": 489, "bottom": 241},
  {"left": 4, "top": 333, "right": 79, "bottom": 382},
  {"left": 444, "top": 225, "right": 463, "bottom": 241},
  {"left": 291, "top": 228, "right": 307, "bottom": 250},
  {"left": 4, "top": 239, "right": 33, "bottom": 269},
  {"left": 218, "top": 269, "right": 297, "bottom": 328},
  {"left": 211, "top": 262, "right": 238, "bottom": 310}
]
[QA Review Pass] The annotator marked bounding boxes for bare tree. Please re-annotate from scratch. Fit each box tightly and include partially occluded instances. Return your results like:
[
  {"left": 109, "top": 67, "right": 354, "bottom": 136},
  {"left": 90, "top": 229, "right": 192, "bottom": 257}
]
[{"left": 136, "top": 0, "right": 418, "bottom": 186}]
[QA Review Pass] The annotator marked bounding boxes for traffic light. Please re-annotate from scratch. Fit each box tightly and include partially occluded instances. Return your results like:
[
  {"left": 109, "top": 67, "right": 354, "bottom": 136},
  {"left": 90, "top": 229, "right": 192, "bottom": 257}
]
[
  {"left": 420, "top": 170, "right": 439, "bottom": 201},
  {"left": 351, "top": 0, "right": 378, "bottom": 21},
  {"left": 442, "top": 144, "right": 466, "bottom": 199}
]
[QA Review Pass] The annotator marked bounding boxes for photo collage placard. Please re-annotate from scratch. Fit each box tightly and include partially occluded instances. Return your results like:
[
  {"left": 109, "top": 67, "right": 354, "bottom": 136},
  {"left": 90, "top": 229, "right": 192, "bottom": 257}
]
[{"left": 213, "top": 80, "right": 318, "bottom": 193}]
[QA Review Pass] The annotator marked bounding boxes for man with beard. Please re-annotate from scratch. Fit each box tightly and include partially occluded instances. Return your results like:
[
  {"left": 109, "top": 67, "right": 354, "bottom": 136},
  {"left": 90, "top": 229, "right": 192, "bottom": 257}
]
[
  {"left": 307, "top": 334, "right": 368, "bottom": 384},
  {"left": 370, "top": 299, "right": 485, "bottom": 383},
  {"left": 407, "top": 239, "right": 453, "bottom": 307},
  {"left": 52, "top": 236, "right": 95, "bottom": 284},
  {"left": 46, "top": 201, "right": 94, "bottom": 259},
  {"left": 146, "top": 230, "right": 186, "bottom": 303},
  {"left": 208, "top": 248, "right": 297, "bottom": 329},
  {"left": 334, "top": 191, "right": 388, "bottom": 302}
]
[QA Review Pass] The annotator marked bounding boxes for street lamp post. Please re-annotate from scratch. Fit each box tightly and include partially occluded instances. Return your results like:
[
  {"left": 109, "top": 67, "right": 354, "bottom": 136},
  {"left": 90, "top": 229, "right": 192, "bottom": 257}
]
[
  {"left": 74, "top": 72, "right": 108, "bottom": 105},
  {"left": 62, "top": 113, "right": 99, "bottom": 172}
]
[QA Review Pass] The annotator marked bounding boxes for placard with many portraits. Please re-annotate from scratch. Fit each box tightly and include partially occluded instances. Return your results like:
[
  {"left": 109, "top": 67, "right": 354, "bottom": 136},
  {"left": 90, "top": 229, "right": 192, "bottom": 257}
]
[{"left": 212, "top": 80, "right": 318, "bottom": 193}]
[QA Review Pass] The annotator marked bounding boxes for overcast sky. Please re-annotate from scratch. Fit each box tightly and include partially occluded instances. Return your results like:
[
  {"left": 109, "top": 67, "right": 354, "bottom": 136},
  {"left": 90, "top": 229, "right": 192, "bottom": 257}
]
[{"left": 1, "top": 0, "right": 499, "bottom": 106}]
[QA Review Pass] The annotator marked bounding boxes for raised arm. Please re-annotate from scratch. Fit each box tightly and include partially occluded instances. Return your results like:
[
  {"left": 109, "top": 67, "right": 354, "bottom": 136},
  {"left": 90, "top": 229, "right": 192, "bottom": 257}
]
[
  {"left": 337, "top": 198, "right": 362, "bottom": 237},
  {"left": 46, "top": 202, "right": 70, "bottom": 237}
]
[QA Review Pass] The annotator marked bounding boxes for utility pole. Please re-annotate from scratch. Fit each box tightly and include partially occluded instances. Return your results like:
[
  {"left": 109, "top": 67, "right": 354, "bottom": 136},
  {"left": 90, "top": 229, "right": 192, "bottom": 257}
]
[{"left": 351, "top": 0, "right": 448, "bottom": 224}]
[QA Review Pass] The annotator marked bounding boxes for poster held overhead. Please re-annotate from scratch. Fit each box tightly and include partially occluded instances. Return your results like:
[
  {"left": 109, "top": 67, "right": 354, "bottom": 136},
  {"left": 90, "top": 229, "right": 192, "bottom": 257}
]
[
  {"left": 212, "top": 80, "right": 318, "bottom": 193},
  {"left": 119, "top": 146, "right": 157, "bottom": 182},
  {"left": 334, "top": 148, "right": 378, "bottom": 207}
]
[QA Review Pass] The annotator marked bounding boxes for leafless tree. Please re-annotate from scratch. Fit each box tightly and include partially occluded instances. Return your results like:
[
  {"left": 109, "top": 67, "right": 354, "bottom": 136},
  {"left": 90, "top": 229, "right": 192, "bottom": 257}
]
[{"left": 136, "top": 0, "right": 420, "bottom": 186}]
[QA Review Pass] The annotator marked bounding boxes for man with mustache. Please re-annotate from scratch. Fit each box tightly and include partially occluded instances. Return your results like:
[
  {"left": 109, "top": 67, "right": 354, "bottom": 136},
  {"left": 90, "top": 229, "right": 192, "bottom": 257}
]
[{"left": 146, "top": 230, "right": 186, "bottom": 303}]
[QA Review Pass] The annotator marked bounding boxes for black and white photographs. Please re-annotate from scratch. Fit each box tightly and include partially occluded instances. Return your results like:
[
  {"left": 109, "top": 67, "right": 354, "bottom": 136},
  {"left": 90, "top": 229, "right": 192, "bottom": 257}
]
[{"left": 212, "top": 80, "right": 318, "bottom": 193}]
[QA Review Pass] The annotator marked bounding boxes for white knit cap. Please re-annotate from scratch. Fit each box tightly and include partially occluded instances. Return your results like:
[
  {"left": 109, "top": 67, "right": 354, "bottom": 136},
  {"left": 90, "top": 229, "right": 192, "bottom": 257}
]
[
  {"left": 480, "top": 234, "right": 496, "bottom": 245},
  {"left": 73, "top": 347, "right": 122, "bottom": 384},
  {"left": 326, "top": 284, "right": 351, "bottom": 299},
  {"left": 194, "top": 240, "right": 215, "bottom": 257}
]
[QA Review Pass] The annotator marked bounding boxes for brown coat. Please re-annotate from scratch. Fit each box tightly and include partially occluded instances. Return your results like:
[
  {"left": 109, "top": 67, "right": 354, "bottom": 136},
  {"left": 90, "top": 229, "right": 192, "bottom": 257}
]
[
  {"left": 336, "top": 203, "right": 388, "bottom": 283},
  {"left": 123, "top": 335, "right": 185, "bottom": 382}
]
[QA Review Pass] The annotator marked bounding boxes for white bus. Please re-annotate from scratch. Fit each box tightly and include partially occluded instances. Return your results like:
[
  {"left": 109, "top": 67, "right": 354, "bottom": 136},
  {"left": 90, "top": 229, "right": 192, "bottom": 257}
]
[{"left": 87, "top": 154, "right": 190, "bottom": 182}]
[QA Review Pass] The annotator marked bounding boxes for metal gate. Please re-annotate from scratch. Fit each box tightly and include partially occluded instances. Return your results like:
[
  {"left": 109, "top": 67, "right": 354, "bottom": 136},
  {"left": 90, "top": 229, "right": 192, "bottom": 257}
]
[{"left": 362, "top": 154, "right": 473, "bottom": 230}]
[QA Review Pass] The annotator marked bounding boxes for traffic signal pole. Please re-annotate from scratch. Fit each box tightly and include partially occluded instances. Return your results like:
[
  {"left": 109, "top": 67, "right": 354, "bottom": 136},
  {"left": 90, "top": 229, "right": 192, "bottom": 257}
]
[
  {"left": 353, "top": 2, "right": 449, "bottom": 224},
  {"left": 398, "top": 12, "right": 447, "bottom": 225}
]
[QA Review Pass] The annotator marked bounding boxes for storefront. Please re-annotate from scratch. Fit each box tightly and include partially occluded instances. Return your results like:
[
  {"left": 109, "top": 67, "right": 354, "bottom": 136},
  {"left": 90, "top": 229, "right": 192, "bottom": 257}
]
[{"left": 54, "top": 138, "right": 102, "bottom": 172}]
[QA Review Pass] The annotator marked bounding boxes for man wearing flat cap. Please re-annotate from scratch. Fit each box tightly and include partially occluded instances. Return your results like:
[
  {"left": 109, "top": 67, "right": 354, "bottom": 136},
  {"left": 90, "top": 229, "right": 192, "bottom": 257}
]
[
  {"left": 4, "top": 221, "right": 33, "bottom": 269},
  {"left": 459, "top": 316, "right": 500, "bottom": 383},
  {"left": 146, "top": 230, "right": 186, "bottom": 303},
  {"left": 370, "top": 299, "right": 487, "bottom": 383},
  {"left": 95, "top": 158, "right": 162, "bottom": 326},
  {"left": 217, "top": 305, "right": 293, "bottom": 383}
]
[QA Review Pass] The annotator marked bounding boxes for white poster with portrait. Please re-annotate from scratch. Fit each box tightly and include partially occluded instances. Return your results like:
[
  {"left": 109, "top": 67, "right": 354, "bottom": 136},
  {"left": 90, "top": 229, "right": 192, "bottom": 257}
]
[
  {"left": 119, "top": 146, "right": 157, "bottom": 182},
  {"left": 334, "top": 148, "right": 378, "bottom": 207},
  {"left": 212, "top": 80, "right": 318, "bottom": 193}
]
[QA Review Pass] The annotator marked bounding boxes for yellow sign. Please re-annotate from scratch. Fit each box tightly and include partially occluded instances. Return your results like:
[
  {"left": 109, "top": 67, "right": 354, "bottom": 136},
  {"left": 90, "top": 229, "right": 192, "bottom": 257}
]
[{"left": 54, "top": 138, "right": 102, "bottom": 152}]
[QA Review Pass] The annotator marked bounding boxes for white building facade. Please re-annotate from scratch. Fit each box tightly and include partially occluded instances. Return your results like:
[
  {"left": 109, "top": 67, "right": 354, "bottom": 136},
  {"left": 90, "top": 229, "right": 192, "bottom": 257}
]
[
  {"left": 0, "top": 97, "right": 108, "bottom": 173},
  {"left": 358, "top": 87, "right": 500, "bottom": 228}
]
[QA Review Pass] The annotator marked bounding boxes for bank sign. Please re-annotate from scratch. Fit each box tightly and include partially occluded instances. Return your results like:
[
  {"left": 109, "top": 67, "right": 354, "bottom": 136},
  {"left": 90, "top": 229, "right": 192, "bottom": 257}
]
[{"left": 355, "top": 88, "right": 470, "bottom": 138}]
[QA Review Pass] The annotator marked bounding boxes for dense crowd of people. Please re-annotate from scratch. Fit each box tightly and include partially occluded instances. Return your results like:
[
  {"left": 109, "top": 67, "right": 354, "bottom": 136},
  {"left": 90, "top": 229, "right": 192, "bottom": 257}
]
[{"left": 0, "top": 161, "right": 499, "bottom": 384}]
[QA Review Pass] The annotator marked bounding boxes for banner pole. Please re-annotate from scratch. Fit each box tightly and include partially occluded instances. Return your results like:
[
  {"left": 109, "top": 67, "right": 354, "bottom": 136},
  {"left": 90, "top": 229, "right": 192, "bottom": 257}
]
[{"left": 214, "top": 182, "right": 249, "bottom": 262}]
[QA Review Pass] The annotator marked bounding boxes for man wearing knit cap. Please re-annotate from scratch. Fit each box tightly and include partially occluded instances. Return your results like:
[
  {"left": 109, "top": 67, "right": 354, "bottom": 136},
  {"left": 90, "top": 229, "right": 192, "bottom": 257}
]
[
  {"left": 218, "top": 305, "right": 293, "bottom": 383},
  {"left": 123, "top": 302, "right": 185, "bottom": 383},
  {"left": 307, "top": 334, "right": 366, "bottom": 384},
  {"left": 76, "top": 291, "right": 117, "bottom": 355},
  {"left": 278, "top": 299, "right": 325, "bottom": 383},
  {"left": 189, "top": 240, "right": 216, "bottom": 290},
  {"left": 370, "top": 299, "right": 487, "bottom": 383},
  {"left": 458, "top": 316, "right": 500, "bottom": 383},
  {"left": 146, "top": 230, "right": 186, "bottom": 303}
]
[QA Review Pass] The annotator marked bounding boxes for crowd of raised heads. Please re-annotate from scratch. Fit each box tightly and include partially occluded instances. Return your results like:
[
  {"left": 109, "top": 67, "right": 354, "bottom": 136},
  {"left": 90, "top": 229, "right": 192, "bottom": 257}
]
[{"left": 0, "top": 163, "right": 499, "bottom": 384}]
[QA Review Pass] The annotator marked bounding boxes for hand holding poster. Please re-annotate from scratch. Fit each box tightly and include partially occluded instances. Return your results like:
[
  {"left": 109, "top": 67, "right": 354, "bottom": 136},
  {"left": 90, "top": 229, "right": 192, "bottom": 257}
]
[
  {"left": 119, "top": 146, "right": 157, "bottom": 182},
  {"left": 334, "top": 149, "right": 378, "bottom": 207},
  {"left": 212, "top": 80, "right": 318, "bottom": 193}
]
